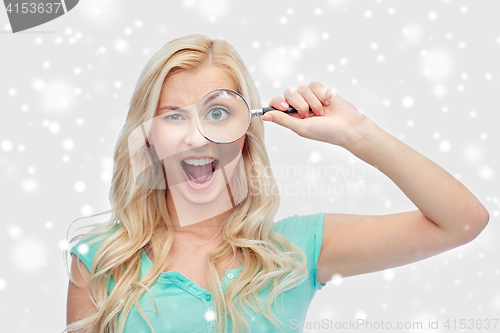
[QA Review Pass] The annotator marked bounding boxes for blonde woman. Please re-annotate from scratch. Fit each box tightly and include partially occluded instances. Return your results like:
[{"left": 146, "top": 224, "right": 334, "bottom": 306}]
[{"left": 65, "top": 34, "right": 489, "bottom": 333}]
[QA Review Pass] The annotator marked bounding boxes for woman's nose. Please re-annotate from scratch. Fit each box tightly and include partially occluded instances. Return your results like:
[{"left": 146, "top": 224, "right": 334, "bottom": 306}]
[{"left": 184, "top": 119, "right": 208, "bottom": 146}]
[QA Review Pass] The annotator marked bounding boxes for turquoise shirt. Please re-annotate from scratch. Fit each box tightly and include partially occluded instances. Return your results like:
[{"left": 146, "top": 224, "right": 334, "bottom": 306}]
[{"left": 70, "top": 212, "right": 327, "bottom": 332}]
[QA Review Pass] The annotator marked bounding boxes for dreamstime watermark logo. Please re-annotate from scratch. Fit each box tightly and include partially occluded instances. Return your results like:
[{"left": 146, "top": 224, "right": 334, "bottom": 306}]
[
  {"left": 3, "top": 0, "right": 79, "bottom": 33},
  {"left": 248, "top": 161, "right": 381, "bottom": 199}
]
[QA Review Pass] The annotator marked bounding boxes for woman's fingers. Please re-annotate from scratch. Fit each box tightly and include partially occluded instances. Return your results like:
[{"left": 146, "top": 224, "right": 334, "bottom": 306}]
[
  {"left": 283, "top": 87, "right": 311, "bottom": 118},
  {"left": 296, "top": 84, "right": 325, "bottom": 117},
  {"left": 268, "top": 81, "right": 332, "bottom": 119},
  {"left": 268, "top": 96, "right": 289, "bottom": 110},
  {"left": 309, "top": 81, "right": 333, "bottom": 106}
]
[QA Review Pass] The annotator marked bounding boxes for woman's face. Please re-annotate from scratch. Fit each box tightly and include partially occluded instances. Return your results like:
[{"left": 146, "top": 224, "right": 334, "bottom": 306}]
[{"left": 150, "top": 65, "right": 246, "bottom": 208}]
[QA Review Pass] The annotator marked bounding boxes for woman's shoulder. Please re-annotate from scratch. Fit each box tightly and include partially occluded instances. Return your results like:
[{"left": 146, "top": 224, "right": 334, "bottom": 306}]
[
  {"left": 271, "top": 212, "right": 327, "bottom": 258},
  {"left": 69, "top": 222, "right": 121, "bottom": 272},
  {"left": 272, "top": 212, "right": 327, "bottom": 291},
  {"left": 272, "top": 212, "right": 326, "bottom": 237}
]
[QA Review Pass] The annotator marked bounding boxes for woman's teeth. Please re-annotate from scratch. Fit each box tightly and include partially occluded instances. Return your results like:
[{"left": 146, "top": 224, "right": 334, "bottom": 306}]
[{"left": 183, "top": 158, "right": 214, "bottom": 166}]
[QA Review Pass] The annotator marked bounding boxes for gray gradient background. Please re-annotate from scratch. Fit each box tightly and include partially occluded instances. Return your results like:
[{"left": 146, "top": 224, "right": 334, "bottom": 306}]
[{"left": 0, "top": 0, "right": 499, "bottom": 332}]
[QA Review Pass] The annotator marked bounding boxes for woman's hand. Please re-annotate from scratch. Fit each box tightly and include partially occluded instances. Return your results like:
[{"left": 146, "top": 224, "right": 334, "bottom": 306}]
[{"left": 264, "top": 81, "right": 370, "bottom": 148}]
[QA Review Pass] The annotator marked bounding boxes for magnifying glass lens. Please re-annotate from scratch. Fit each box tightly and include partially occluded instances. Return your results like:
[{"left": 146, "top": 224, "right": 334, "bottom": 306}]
[{"left": 197, "top": 89, "right": 250, "bottom": 143}]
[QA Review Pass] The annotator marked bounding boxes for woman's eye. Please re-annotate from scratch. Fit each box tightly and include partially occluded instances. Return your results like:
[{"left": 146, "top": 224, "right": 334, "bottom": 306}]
[
  {"left": 164, "top": 114, "right": 183, "bottom": 121},
  {"left": 206, "top": 107, "right": 229, "bottom": 121}
]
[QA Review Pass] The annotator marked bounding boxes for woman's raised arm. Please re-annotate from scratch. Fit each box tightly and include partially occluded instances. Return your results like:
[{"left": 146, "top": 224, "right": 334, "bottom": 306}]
[{"left": 264, "top": 82, "right": 489, "bottom": 283}]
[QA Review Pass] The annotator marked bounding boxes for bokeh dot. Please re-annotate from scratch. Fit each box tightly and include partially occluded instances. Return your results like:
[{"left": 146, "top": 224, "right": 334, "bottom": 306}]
[
  {"left": 402, "top": 96, "right": 414, "bottom": 108},
  {"left": 49, "top": 122, "right": 61, "bottom": 133},
  {"left": 462, "top": 144, "right": 482, "bottom": 164},
  {"left": 77, "top": 244, "right": 89, "bottom": 255},
  {"left": 59, "top": 239, "right": 69, "bottom": 251},
  {"left": 7, "top": 225, "right": 23, "bottom": 239},
  {"left": 309, "top": 151, "right": 322, "bottom": 164},
  {"left": 81, "top": 204, "right": 93, "bottom": 216},
  {"left": 383, "top": 269, "right": 395, "bottom": 281},
  {"left": 331, "top": 274, "right": 343, "bottom": 286},
  {"left": 113, "top": 38, "right": 130, "bottom": 53},
  {"left": 21, "top": 178, "right": 38, "bottom": 193},
  {"left": 63, "top": 139, "right": 75, "bottom": 151},
  {"left": 74, "top": 181, "right": 86, "bottom": 193},
  {"left": 355, "top": 311, "right": 367, "bottom": 320},
  {"left": 478, "top": 165, "right": 494, "bottom": 180},
  {"left": 439, "top": 140, "right": 451, "bottom": 152},
  {"left": 13, "top": 238, "right": 47, "bottom": 272},
  {"left": 101, "top": 171, "right": 112, "bottom": 182},
  {"left": 1, "top": 140, "right": 13, "bottom": 151}
]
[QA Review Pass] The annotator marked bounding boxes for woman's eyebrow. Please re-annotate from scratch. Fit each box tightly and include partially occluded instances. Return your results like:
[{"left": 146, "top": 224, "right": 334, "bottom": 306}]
[{"left": 158, "top": 106, "right": 189, "bottom": 112}]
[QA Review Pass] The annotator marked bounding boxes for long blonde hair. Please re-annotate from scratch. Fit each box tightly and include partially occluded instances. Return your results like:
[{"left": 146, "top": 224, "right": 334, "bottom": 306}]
[{"left": 64, "top": 34, "right": 308, "bottom": 333}]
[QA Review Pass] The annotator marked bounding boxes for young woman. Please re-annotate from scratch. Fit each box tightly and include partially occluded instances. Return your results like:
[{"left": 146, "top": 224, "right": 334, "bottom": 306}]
[{"left": 65, "top": 34, "right": 489, "bottom": 333}]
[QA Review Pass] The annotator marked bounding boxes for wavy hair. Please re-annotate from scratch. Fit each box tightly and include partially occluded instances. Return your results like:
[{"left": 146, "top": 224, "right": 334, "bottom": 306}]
[{"left": 64, "top": 34, "right": 308, "bottom": 333}]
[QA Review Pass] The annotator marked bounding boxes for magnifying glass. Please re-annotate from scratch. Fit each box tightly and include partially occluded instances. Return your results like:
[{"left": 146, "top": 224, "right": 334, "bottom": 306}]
[{"left": 195, "top": 88, "right": 309, "bottom": 144}]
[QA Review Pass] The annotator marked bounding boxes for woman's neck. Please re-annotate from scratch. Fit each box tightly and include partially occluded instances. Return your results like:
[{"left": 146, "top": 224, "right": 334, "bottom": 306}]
[{"left": 166, "top": 187, "right": 233, "bottom": 240}]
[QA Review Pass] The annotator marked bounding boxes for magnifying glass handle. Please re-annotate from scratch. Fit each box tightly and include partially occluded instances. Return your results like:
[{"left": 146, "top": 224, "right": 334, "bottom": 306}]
[{"left": 261, "top": 106, "right": 312, "bottom": 114}]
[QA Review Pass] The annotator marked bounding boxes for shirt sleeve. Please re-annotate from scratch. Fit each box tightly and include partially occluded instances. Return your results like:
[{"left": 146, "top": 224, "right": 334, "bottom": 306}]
[
  {"left": 69, "top": 224, "right": 120, "bottom": 274},
  {"left": 273, "top": 212, "right": 327, "bottom": 291}
]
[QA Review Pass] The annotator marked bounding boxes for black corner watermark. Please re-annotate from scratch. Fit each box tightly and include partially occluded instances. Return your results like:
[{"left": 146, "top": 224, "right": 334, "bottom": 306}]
[{"left": 3, "top": 0, "right": 79, "bottom": 33}]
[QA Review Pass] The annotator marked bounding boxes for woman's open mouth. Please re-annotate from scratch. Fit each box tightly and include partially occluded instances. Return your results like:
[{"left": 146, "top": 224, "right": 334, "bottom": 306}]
[{"left": 181, "top": 157, "right": 219, "bottom": 185}]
